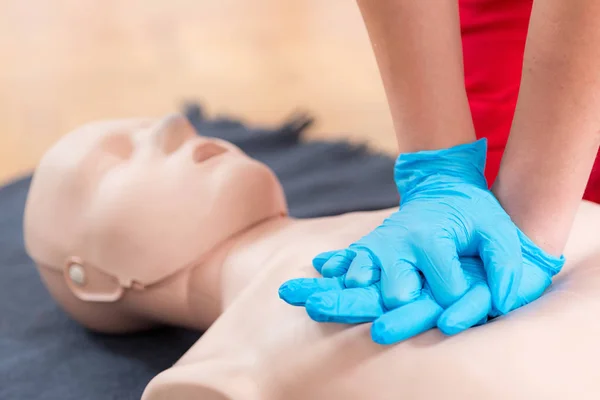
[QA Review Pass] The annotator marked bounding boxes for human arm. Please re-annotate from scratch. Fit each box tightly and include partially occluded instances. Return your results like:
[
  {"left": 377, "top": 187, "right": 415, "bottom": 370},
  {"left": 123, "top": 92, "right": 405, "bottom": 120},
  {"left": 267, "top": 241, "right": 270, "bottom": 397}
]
[
  {"left": 494, "top": 0, "right": 600, "bottom": 256},
  {"left": 319, "top": 1, "right": 522, "bottom": 313},
  {"left": 356, "top": 0, "right": 476, "bottom": 152}
]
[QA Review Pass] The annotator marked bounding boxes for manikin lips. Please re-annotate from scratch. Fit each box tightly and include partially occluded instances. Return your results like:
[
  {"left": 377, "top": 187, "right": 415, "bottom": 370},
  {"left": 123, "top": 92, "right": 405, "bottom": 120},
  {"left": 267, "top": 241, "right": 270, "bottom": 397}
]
[{"left": 192, "top": 142, "right": 227, "bottom": 164}]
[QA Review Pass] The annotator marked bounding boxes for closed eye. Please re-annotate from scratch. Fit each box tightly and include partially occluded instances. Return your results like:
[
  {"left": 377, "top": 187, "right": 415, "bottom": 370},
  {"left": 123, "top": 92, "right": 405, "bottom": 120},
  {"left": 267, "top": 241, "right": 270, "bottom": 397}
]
[{"left": 100, "top": 133, "right": 134, "bottom": 160}]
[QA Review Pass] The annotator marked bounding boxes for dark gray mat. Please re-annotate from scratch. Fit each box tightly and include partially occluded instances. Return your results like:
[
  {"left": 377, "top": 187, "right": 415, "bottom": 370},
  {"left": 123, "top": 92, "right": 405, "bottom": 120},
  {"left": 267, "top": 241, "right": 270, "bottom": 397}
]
[{"left": 0, "top": 105, "right": 399, "bottom": 400}]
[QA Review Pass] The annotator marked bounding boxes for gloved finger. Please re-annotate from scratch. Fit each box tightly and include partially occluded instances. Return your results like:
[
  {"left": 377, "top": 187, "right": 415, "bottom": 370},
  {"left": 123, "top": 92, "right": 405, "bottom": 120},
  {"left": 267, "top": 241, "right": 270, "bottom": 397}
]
[
  {"left": 370, "top": 293, "right": 443, "bottom": 345},
  {"left": 312, "top": 250, "right": 341, "bottom": 273},
  {"left": 321, "top": 249, "right": 357, "bottom": 278},
  {"left": 305, "top": 285, "right": 384, "bottom": 324},
  {"left": 344, "top": 249, "right": 381, "bottom": 288},
  {"left": 380, "top": 259, "right": 423, "bottom": 310},
  {"left": 436, "top": 281, "right": 492, "bottom": 336},
  {"left": 278, "top": 277, "right": 344, "bottom": 306},
  {"left": 477, "top": 222, "right": 523, "bottom": 314},
  {"left": 416, "top": 239, "right": 469, "bottom": 308},
  {"left": 459, "top": 256, "right": 488, "bottom": 283}
]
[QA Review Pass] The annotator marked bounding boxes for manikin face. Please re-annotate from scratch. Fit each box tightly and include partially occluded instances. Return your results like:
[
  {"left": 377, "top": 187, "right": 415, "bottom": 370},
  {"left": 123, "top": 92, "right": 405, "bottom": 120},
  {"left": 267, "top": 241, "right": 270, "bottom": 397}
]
[{"left": 25, "top": 115, "right": 288, "bottom": 290}]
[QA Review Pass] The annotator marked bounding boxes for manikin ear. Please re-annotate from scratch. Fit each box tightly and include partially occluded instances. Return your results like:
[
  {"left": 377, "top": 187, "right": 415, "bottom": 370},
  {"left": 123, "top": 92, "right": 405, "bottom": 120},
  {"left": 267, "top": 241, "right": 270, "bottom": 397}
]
[
  {"left": 62, "top": 257, "right": 127, "bottom": 303},
  {"left": 36, "top": 263, "right": 156, "bottom": 334}
]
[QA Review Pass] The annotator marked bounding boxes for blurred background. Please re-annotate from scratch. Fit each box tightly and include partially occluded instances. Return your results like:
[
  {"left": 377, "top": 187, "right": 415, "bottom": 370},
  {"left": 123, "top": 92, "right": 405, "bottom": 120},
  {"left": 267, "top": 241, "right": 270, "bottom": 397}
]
[{"left": 0, "top": 0, "right": 397, "bottom": 184}]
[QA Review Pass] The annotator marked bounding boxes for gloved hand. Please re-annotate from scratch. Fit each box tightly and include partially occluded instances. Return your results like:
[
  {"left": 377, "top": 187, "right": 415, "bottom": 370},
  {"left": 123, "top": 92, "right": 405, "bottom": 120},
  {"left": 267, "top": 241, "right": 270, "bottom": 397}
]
[
  {"left": 311, "top": 139, "right": 522, "bottom": 314},
  {"left": 279, "top": 229, "right": 564, "bottom": 344},
  {"left": 279, "top": 257, "right": 488, "bottom": 342}
]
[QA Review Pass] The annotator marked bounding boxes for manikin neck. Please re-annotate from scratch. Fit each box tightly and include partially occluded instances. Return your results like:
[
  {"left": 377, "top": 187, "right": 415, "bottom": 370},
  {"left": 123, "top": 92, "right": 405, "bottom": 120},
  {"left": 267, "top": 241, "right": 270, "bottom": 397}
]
[{"left": 172, "top": 214, "right": 294, "bottom": 330}]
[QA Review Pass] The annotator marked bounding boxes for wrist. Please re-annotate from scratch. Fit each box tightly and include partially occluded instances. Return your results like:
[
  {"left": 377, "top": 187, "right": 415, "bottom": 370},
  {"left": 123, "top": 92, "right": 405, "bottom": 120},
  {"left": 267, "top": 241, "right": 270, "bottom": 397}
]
[
  {"left": 492, "top": 176, "right": 570, "bottom": 257},
  {"left": 516, "top": 229, "right": 565, "bottom": 277},
  {"left": 395, "top": 139, "right": 489, "bottom": 198}
]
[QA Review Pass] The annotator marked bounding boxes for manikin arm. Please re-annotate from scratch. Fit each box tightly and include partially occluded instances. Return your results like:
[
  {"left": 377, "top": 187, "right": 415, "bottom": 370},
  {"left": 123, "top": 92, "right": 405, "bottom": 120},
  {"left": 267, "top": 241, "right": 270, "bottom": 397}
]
[
  {"left": 494, "top": 0, "right": 600, "bottom": 256},
  {"left": 356, "top": 0, "right": 476, "bottom": 152}
]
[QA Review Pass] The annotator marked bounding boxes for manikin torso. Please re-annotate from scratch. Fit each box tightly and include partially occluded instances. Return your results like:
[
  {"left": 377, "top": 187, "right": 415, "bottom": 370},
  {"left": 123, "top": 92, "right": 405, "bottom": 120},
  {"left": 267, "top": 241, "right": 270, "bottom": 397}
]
[{"left": 24, "top": 116, "right": 600, "bottom": 400}]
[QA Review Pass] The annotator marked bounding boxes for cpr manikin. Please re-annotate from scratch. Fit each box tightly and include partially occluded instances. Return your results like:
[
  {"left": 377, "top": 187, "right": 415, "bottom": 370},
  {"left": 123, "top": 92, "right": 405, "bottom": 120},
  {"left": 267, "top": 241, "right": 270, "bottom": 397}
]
[{"left": 24, "top": 115, "right": 600, "bottom": 399}]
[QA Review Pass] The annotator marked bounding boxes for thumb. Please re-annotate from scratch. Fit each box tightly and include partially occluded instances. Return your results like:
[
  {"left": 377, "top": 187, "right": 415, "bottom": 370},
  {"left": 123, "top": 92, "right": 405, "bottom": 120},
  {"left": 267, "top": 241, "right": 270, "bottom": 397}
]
[
  {"left": 437, "top": 281, "right": 492, "bottom": 336},
  {"left": 477, "top": 221, "right": 523, "bottom": 314},
  {"left": 416, "top": 237, "right": 469, "bottom": 308}
]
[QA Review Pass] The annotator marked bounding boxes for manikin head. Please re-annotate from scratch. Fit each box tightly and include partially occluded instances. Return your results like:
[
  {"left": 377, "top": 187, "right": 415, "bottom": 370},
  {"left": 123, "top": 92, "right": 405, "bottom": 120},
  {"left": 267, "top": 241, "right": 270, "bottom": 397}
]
[{"left": 24, "top": 115, "right": 287, "bottom": 332}]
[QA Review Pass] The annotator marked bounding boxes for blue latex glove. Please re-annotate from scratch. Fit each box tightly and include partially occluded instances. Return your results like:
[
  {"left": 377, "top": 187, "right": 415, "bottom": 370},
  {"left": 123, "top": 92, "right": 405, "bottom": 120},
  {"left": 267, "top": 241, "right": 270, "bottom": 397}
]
[
  {"left": 280, "top": 257, "right": 489, "bottom": 343},
  {"left": 312, "top": 139, "right": 522, "bottom": 314},
  {"left": 279, "top": 229, "right": 564, "bottom": 344}
]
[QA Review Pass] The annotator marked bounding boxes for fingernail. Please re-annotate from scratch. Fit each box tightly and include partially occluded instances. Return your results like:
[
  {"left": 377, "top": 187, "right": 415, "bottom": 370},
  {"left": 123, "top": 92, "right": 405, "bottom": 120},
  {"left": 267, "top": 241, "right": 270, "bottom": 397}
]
[
  {"left": 305, "top": 294, "right": 337, "bottom": 322},
  {"left": 306, "top": 309, "right": 332, "bottom": 322},
  {"left": 370, "top": 321, "right": 392, "bottom": 345},
  {"left": 278, "top": 282, "right": 303, "bottom": 305},
  {"left": 278, "top": 283, "right": 291, "bottom": 299},
  {"left": 437, "top": 315, "right": 463, "bottom": 336}
]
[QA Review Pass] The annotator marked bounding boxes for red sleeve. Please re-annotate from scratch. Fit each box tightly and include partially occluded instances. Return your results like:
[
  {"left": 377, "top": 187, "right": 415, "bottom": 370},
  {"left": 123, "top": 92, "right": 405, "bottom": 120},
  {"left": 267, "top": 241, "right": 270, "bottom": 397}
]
[
  {"left": 460, "top": 0, "right": 600, "bottom": 202},
  {"left": 460, "top": 0, "right": 532, "bottom": 185}
]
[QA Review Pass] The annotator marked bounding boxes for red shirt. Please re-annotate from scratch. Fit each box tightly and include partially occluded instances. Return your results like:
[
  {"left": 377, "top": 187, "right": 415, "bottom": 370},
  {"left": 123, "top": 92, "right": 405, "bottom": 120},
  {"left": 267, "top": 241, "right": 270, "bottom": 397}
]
[{"left": 459, "top": 0, "right": 600, "bottom": 203}]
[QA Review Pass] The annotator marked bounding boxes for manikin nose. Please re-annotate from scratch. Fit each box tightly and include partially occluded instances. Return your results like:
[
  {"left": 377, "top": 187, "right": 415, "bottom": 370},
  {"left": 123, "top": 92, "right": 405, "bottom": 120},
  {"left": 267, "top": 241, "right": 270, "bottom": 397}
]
[
  {"left": 149, "top": 113, "right": 197, "bottom": 154},
  {"left": 138, "top": 113, "right": 230, "bottom": 163}
]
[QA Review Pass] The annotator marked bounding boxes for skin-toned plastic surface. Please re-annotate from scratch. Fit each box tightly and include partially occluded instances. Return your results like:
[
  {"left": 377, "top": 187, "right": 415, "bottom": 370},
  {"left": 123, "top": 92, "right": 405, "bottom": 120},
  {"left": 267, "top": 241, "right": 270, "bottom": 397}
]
[
  {"left": 24, "top": 116, "right": 600, "bottom": 399},
  {"left": 24, "top": 115, "right": 287, "bottom": 310}
]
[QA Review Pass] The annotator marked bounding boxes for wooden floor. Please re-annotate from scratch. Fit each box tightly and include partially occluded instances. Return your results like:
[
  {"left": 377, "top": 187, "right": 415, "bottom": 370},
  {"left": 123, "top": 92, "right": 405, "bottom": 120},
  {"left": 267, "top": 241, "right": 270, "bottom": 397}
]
[{"left": 0, "top": 0, "right": 396, "bottom": 184}]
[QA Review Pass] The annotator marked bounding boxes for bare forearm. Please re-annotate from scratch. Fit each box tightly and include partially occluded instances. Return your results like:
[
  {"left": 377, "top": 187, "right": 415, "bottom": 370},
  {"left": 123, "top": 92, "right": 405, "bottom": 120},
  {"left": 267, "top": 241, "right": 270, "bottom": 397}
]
[
  {"left": 494, "top": 0, "right": 600, "bottom": 255},
  {"left": 357, "top": 0, "right": 475, "bottom": 152}
]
